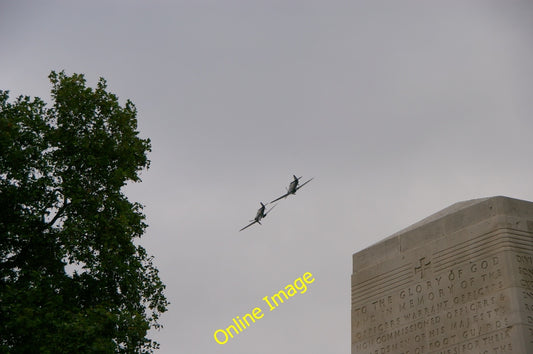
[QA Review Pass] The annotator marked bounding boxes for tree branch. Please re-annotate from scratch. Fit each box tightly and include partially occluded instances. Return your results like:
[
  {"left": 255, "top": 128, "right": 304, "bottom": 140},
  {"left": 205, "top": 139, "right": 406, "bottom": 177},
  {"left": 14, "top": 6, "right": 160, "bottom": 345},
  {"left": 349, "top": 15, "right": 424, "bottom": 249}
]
[{"left": 44, "top": 202, "right": 70, "bottom": 229}]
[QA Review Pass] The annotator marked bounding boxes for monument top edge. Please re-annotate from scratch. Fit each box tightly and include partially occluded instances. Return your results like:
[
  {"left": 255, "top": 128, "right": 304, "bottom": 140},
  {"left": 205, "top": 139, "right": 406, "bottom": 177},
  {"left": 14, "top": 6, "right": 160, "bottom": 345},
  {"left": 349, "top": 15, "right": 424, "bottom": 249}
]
[
  {"left": 352, "top": 195, "right": 533, "bottom": 269},
  {"left": 385, "top": 196, "right": 494, "bottom": 240}
]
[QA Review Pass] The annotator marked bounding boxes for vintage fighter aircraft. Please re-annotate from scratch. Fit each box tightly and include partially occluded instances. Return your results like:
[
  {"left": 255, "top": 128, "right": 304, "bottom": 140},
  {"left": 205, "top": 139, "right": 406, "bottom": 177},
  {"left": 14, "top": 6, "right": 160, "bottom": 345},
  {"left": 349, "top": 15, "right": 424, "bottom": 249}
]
[
  {"left": 270, "top": 175, "right": 313, "bottom": 203},
  {"left": 239, "top": 202, "right": 277, "bottom": 232}
]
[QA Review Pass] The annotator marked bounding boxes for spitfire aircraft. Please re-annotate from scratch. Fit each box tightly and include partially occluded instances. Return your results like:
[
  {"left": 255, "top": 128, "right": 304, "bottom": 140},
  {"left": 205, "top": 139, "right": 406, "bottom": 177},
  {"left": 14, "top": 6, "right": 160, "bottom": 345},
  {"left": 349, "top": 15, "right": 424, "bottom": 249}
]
[
  {"left": 239, "top": 202, "right": 277, "bottom": 232},
  {"left": 270, "top": 175, "right": 313, "bottom": 203}
]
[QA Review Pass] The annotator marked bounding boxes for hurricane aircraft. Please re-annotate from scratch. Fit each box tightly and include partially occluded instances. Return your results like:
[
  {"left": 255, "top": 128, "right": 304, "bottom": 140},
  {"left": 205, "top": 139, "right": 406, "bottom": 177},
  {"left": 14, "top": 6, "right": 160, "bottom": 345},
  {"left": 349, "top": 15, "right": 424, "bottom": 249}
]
[
  {"left": 270, "top": 175, "right": 313, "bottom": 203},
  {"left": 239, "top": 202, "right": 277, "bottom": 232}
]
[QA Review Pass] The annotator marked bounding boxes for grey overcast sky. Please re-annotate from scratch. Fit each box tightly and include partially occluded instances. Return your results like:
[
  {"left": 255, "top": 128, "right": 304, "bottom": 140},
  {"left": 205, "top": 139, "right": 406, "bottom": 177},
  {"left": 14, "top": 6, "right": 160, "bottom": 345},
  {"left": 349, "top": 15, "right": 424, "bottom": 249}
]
[{"left": 2, "top": 1, "right": 533, "bottom": 353}]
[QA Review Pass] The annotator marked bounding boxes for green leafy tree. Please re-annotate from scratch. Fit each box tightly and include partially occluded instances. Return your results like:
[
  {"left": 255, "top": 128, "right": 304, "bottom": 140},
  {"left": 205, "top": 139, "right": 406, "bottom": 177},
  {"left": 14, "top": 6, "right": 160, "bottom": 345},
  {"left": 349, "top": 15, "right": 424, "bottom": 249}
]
[{"left": 0, "top": 71, "right": 168, "bottom": 353}]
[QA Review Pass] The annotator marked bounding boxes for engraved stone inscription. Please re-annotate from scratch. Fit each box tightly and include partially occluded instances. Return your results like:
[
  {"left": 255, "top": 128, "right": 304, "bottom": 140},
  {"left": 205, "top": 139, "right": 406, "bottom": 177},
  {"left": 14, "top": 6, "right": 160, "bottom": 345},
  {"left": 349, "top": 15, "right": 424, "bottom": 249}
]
[
  {"left": 516, "top": 253, "right": 533, "bottom": 349},
  {"left": 353, "top": 255, "right": 512, "bottom": 354},
  {"left": 352, "top": 197, "right": 533, "bottom": 354}
]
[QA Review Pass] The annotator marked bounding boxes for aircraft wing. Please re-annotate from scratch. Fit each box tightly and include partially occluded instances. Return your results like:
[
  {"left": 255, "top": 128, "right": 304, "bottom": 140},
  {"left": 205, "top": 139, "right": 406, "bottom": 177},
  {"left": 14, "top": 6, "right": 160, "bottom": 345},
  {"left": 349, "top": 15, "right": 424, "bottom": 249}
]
[
  {"left": 239, "top": 220, "right": 258, "bottom": 232},
  {"left": 295, "top": 177, "right": 313, "bottom": 191},
  {"left": 270, "top": 193, "right": 289, "bottom": 204}
]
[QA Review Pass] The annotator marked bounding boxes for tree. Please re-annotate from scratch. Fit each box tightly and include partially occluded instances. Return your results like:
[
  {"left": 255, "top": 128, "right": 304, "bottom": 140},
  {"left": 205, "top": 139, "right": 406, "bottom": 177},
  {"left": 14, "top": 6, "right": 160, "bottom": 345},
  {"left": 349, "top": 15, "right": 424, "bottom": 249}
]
[{"left": 0, "top": 71, "right": 168, "bottom": 353}]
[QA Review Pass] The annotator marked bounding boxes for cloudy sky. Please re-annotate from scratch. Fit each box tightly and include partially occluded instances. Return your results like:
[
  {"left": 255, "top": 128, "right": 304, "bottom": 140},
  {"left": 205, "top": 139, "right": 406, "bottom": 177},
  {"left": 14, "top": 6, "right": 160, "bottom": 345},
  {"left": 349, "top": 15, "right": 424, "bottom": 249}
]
[{"left": 2, "top": 1, "right": 533, "bottom": 353}]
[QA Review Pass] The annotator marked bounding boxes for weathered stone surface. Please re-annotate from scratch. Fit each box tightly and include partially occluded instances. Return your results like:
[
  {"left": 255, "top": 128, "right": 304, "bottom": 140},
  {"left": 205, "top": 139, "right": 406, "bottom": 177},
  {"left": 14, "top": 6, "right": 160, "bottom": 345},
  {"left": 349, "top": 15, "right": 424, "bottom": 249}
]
[{"left": 351, "top": 196, "right": 533, "bottom": 354}]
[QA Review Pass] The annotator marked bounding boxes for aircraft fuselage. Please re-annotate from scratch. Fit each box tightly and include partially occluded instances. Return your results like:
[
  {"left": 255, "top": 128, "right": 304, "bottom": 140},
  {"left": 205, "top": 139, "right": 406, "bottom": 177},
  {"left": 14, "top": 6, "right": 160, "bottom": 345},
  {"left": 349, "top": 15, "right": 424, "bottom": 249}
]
[
  {"left": 288, "top": 175, "right": 299, "bottom": 194},
  {"left": 255, "top": 204, "right": 266, "bottom": 221}
]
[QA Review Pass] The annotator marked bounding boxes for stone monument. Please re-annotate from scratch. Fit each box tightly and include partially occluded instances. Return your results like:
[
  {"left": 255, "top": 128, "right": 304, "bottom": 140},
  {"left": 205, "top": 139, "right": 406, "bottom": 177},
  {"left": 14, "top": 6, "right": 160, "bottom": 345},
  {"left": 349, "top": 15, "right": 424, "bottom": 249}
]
[{"left": 351, "top": 196, "right": 533, "bottom": 354}]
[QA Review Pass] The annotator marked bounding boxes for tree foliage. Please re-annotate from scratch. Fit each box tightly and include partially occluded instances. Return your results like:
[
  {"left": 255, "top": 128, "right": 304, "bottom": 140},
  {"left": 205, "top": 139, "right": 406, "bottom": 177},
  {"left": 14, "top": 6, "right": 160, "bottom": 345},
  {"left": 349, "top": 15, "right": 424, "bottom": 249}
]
[{"left": 0, "top": 71, "right": 168, "bottom": 353}]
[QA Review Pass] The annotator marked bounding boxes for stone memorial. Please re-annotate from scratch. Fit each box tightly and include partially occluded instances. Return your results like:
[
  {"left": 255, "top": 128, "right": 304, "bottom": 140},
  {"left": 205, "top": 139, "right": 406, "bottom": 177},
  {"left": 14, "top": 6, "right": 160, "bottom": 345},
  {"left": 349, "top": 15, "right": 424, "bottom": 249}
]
[{"left": 351, "top": 196, "right": 533, "bottom": 354}]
